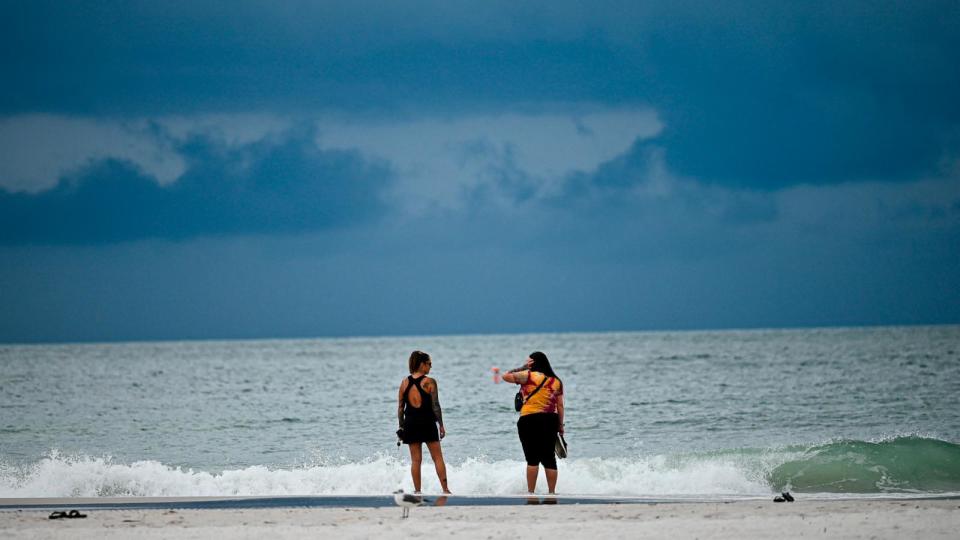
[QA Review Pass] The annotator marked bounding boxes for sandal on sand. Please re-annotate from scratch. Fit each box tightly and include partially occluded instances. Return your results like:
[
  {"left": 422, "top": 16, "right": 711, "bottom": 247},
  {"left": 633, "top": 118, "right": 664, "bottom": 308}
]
[
  {"left": 48, "top": 510, "right": 87, "bottom": 519},
  {"left": 782, "top": 492, "right": 795, "bottom": 502},
  {"left": 773, "top": 496, "right": 785, "bottom": 502}
]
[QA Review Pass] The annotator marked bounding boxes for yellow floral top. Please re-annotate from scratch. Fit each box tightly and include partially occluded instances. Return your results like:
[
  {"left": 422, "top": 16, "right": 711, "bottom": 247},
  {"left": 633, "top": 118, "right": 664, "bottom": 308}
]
[{"left": 519, "top": 371, "right": 563, "bottom": 416}]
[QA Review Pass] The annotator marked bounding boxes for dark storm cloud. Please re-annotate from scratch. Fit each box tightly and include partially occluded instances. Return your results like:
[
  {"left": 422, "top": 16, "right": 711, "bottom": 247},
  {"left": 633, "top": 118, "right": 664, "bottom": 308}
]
[
  {"left": 643, "top": 2, "right": 960, "bottom": 187},
  {"left": 3, "top": 1, "right": 958, "bottom": 189},
  {"left": 1, "top": 1, "right": 959, "bottom": 342},
  {"left": 0, "top": 126, "right": 391, "bottom": 245}
]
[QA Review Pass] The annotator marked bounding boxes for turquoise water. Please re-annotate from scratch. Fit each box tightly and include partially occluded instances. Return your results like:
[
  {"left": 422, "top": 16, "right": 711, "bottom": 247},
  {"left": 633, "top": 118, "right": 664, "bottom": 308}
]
[{"left": 1, "top": 325, "right": 958, "bottom": 497}]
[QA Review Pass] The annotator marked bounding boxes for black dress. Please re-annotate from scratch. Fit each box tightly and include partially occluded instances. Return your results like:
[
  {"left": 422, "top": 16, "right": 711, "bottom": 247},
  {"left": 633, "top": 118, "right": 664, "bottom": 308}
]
[{"left": 401, "top": 375, "right": 440, "bottom": 444}]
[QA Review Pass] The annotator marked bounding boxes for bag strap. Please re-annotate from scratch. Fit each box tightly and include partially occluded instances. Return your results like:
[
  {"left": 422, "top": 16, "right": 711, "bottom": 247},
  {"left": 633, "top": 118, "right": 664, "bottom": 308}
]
[{"left": 522, "top": 373, "right": 550, "bottom": 403}]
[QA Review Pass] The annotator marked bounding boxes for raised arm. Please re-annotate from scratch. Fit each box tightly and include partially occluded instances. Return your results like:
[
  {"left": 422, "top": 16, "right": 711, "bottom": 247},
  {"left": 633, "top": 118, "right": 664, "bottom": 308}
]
[{"left": 502, "top": 368, "right": 529, "bottom": 384}]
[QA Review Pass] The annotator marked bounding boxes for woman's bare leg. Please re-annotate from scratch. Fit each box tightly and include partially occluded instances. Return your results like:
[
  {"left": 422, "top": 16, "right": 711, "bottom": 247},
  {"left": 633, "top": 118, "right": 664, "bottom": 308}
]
[
  {"left": 408, "top": 443, "right": 423, "bottom": 493},
  {"left": 545, "top": 468, "right": 558, "bottom": 494},
  {"left": 425, "top": 441, "right": 451, "bottom": 493},
  {"left": 526, "top": 465, "right": 539, "bottom": 493}
]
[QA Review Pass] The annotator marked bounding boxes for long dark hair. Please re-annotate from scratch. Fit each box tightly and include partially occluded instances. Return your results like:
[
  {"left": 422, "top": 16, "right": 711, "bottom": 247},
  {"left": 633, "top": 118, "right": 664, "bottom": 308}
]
[{"left": 529, "top": 351, "right": 561, "bottom": 385}]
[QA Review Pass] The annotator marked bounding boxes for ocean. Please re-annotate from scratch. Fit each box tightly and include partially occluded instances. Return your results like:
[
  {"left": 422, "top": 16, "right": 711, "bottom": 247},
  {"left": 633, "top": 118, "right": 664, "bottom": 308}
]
[{"left": 2, "top": 326, "right": 959, "bottom": 499}]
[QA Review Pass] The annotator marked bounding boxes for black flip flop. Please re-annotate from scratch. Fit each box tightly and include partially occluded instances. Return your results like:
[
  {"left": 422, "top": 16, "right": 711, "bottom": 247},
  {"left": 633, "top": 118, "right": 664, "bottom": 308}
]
[
  {"left": 782, "top": 492, "right": 795, "bottom": 502},
  {"left": 49, "top": 510, "right": 87, "bottom": 519}
]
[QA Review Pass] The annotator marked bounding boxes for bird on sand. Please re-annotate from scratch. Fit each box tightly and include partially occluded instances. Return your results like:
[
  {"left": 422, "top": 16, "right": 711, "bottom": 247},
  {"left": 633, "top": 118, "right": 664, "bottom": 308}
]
[{"left": 393, "top": 489, "right": 426, "bottom": 518}]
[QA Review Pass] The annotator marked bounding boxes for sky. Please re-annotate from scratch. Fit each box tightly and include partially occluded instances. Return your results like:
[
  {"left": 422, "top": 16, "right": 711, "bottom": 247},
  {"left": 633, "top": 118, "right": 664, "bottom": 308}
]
[{"left": 1, "top": 1, "right": 958, "bottom": 343}]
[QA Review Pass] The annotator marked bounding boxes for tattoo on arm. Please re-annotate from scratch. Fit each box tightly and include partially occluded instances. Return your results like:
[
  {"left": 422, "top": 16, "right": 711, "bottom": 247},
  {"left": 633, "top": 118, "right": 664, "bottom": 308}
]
[
  {"left": 398, "top": 381, "right": 406, "bottom": 426},
  {"left": 429, "top": 380, "right": 443, "bottom": 426},
  {"left": 503, "top": 370, "right": 529, "bottom": 384}
]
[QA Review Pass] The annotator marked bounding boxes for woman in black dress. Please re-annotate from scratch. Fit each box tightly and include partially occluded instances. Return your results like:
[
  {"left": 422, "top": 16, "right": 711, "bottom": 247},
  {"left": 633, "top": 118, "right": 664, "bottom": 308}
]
[{"left": 397, "top": 350, "right": 451, "bottom": 494}]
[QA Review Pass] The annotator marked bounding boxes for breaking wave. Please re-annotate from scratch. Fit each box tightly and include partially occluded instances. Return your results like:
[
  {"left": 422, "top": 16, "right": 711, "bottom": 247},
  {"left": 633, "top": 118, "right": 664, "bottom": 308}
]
[{"left": 2, "top": 437, "right": 958, "bottom": 498}]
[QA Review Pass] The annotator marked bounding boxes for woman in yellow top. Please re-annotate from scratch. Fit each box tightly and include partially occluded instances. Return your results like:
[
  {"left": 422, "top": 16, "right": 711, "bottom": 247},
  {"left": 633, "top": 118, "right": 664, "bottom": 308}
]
[{"left": 503, "top": 351, "right": 564, "bottom": 494}]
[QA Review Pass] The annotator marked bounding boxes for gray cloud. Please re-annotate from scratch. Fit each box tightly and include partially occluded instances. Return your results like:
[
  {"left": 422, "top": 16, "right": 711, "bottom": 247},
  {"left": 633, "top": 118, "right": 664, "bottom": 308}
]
[
  {"left": 2, "top": 171, "right": 957, "bottom": 342},
  {"left": 0, "top": 126, "right": 391, "bottom": 245},
  {"left": 3, "top": 2, "right": 957, "bottom": 189},
  {"left": 1, "top": 1, "right": 959, "bottom": 341},
  {"left": 0, "top": 115, "right": 186, "bottom": 193}
]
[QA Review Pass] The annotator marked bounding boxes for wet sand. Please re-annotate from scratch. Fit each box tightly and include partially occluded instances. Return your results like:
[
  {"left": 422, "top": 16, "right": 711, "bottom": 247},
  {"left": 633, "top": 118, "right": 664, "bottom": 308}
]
[{"left": 2, "top": 498, "right": 959, "bottom": 539}]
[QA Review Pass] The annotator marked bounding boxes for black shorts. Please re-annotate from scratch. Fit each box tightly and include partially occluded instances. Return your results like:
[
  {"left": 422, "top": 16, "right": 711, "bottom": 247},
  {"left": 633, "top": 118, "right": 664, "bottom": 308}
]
[{"left": 517, "top": 412, "right": 559, "bottom": 470}]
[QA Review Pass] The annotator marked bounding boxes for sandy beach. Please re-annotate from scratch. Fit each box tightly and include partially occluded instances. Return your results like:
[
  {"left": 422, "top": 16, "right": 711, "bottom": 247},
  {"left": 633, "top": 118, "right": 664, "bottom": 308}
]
[{"left": 2, "top": 499, "right": 958, "bottom": 540}]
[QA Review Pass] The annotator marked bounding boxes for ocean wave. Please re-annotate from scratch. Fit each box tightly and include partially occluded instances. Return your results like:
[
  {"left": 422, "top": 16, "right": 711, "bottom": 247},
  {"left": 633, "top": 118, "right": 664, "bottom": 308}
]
[
  {"left": 2, "top": 437, "right": 958, "bottom": 498},
  {"left": 768, "top": 436, "right": 960, "bottom": 493}
]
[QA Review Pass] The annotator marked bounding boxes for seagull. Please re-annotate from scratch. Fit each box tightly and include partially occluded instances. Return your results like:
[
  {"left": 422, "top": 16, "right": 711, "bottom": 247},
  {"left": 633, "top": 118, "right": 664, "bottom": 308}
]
[{"left": 393, "top": 489, "right": 426, "bottom": 518}]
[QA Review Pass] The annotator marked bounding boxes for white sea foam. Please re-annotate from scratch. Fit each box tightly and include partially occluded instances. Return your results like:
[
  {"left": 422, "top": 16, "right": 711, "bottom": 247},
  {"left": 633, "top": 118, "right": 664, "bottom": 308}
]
[{"left": 0, "top": 451, "right": 773, "bottom": 498}]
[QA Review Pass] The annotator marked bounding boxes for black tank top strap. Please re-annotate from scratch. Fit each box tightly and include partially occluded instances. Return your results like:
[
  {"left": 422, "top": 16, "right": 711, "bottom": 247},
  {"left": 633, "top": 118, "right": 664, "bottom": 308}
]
[
  {"left": 405, "top": 375, "right": 429, "bottom": 404},
  {"left": 408, "top": 375, "right": 425, "bottom": 391}
]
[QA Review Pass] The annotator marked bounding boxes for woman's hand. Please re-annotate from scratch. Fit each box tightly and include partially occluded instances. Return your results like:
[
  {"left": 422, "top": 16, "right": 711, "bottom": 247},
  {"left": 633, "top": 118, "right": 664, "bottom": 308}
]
[
  {"left": 559, "top": 423, "right": 565, "bottom": 435},
  {"left": 439, "top": 425, "right": 446, "bottom": 439}
]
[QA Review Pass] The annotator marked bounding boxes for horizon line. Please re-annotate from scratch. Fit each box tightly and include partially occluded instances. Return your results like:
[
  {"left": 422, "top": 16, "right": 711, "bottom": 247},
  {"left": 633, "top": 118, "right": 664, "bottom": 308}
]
[{"left": 2, "top": 321, "right": 957, "bottom": 348}]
